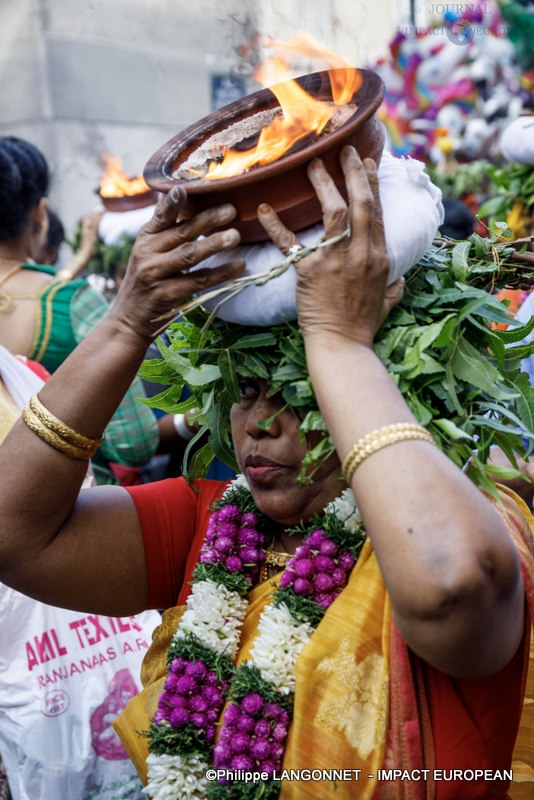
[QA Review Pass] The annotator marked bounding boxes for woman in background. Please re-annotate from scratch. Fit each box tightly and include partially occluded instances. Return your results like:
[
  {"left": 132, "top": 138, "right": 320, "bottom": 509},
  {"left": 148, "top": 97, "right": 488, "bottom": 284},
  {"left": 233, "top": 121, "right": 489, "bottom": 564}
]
[{"left": 0, "top": 135, "right": 158, "bottom": 484}]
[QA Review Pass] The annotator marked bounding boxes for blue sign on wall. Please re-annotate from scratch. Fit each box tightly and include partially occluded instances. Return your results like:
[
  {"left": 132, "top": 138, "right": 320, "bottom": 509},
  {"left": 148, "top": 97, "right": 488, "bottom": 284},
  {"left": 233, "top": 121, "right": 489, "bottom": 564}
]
[{"left": 211, "top": 75, "right": 247, "bottom": 111}]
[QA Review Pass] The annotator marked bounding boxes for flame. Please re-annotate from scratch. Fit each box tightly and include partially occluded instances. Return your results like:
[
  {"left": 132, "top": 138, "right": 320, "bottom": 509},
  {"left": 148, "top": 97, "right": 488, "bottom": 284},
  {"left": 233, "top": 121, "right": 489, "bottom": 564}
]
[
  {"left": 199, "top": 32, "right": 362, "bottom": 180},
  {"left": 99, "top": 154, "right": 151, "bottom": 197}
]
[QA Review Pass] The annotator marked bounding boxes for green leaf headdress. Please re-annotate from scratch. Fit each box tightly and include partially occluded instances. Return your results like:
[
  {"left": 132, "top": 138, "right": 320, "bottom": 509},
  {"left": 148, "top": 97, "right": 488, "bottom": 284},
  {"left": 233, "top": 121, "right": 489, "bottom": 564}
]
[{"left": 139, "top": 233, "right": 534, "bottom": 497}]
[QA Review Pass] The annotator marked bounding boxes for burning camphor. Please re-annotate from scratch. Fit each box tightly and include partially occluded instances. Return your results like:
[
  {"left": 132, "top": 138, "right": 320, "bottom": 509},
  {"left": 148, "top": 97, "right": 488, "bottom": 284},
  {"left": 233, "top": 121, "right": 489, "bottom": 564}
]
[{"left": 186, "top": 32, "right": 363, "bottom": 180}]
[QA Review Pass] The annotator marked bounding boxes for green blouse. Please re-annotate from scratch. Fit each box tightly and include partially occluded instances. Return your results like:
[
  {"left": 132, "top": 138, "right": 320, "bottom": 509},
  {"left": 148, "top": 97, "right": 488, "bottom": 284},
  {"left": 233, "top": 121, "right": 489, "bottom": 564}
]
[{"left": 23, "top": 264, "right": 158, "bottom": 484}]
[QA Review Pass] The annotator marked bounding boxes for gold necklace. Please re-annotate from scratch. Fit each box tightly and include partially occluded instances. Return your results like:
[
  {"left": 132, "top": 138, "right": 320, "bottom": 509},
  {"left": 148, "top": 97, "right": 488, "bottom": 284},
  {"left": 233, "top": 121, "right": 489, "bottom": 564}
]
[
  {"left": 260, "top": 541, "right": 294, "bottom": 583},
  {"left": 0, "top": 263, "right": 23, "bottom": 312}
]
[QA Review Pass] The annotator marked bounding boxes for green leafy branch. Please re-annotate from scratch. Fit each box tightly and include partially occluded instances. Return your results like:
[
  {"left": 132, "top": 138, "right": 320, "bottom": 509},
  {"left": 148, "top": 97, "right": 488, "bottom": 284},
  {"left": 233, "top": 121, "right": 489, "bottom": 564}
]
[
  {"left": 426, "top": 159, "right": 494, "bottom": 201},
  {"left": 139, "top": 232, "right": 534, "bottom": 495},
  {"left": 478, "top": 161, "right": 534, "bottom": 229},
  {"left": 67, "top": 224, "right": 134, "bottom": 278}
]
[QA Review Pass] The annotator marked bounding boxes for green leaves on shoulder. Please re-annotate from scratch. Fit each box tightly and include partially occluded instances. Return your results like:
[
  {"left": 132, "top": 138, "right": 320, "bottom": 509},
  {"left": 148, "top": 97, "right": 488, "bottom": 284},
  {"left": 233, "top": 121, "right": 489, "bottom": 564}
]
[{"left": 375, "top": 238, "right": 534, "bottom": 495}]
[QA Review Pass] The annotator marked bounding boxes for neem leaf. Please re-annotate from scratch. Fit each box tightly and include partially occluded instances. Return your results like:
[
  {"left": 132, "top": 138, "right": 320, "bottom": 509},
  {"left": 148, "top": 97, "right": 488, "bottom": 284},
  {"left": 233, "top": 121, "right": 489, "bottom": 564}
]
[
  {"left": 282, "top": 379, "right": 315, "bottom": 405},
  {"left": 172, "top": 358, "right": 222, "bottom": 387},
  {"left": 279, "top": 332, "right": 308, "bottom": 366},
  {"left": 477, "top": 195, "right": 509, "bottom": 218},
  {"left": 493, "top": 312, "right": 534, "bottom": 344},
  {"left": 299, "top": 410, "right": 329, "bottom": 433},
  {"left": 208, "top": 402, "right": 238, "bottom": 472},
  {"left": 217, "top": 349, "right": 240, "bottom": 404},
  {"left": 504, "top": 372, "right": 534, "bottom": 436},
  {"left": 493, "top": 221, "right": 514, "bottom": 239},
  {"left": 485, "top": 463, "right": 529, "bottom": 481},
  {"left": 232, "top": 331, "right": 278, "bottom": 350},
  {"left": 449, "top": 337, "right": 518, "bottom": 400},
  {"left": 185, "top": 439, "right": 220, "bottom": 480},
  {"left": 465, "top": 457, "right": 501, "bottom": 500},
  {"left": 451, "top": 241, "right": 472, "bottom": 281},
  {"left": 433, "top": 418, "right": 475, "bottom": 441}
]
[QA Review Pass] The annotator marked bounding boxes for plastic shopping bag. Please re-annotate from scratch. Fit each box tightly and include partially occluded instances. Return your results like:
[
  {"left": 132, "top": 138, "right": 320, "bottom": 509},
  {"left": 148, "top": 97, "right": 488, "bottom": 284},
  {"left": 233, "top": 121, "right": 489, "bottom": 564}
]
[{"left": 0, "top": 584, "right": 161, "bottom": 800}]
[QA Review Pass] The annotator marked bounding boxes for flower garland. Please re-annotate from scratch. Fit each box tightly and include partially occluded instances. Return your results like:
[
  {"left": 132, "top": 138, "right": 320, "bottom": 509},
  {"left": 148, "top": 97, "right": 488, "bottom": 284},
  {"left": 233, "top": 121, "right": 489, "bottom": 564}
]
[{"left": 144, "top": 476, "right": 366, "bottom": 800}]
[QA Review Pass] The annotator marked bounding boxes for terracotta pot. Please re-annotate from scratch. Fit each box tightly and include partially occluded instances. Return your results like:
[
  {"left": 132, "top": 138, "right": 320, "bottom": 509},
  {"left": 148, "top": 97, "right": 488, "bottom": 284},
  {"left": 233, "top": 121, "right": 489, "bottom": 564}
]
[
  {"left": 143, "top": 68, "right": 385, "bottom": 242},
  {"left": 97, "top": 189, "right": 159, "bottom": 213}
]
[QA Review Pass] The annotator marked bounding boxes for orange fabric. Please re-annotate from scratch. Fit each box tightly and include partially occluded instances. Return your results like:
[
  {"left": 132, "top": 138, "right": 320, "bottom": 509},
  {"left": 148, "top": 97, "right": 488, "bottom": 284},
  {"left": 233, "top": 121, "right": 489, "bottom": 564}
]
[
  {"left": 510, "top": 635, "right": 534, "bottom": 798},
  {"left": 492, "top": 289, "right": 525, "bottom": 331},
  {"left": 497, "top": 488, "right": 534, "bottom": 800},
  {"left": 125, "top": 477, "right": 226, "bottom": 609},
  {"left": 424, "top": 629, "right": 528, "bottom": 799},
  {"left": 115, "top": 480, "right": 534, "bottom": 800}
]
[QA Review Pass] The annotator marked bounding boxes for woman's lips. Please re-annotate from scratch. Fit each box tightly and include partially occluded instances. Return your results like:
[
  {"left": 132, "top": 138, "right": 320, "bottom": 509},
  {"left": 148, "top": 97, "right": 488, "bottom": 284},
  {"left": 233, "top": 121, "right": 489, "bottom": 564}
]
[{"left": 244, "top": 455, "right": 286, "bottom": 482}]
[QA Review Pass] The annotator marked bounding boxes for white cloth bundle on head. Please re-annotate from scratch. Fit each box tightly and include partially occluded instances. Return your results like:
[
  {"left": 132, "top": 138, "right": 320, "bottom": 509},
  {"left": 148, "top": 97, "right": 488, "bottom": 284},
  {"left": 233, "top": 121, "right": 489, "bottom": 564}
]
[
  {"left": 195, "top": 150, "right": 444, "bottom": 326},
  {"left": 500, "top": 116, "right": 534, "bottom": 165}
]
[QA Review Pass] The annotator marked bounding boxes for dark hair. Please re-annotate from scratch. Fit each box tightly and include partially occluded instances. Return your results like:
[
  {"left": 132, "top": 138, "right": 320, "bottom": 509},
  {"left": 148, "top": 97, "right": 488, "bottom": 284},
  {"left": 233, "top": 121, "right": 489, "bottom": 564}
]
[
  {"left": 45, "top": 207, "right": 65, "bottom": 251},
  {"left": 0, "top": 137, "right": 50, "bottom": 242},
  {"left": 32, "top": 206, "right": 66, "bottom": 265},
  {"left": 439, "top": 198, "right": 475, "bottom": 241}
]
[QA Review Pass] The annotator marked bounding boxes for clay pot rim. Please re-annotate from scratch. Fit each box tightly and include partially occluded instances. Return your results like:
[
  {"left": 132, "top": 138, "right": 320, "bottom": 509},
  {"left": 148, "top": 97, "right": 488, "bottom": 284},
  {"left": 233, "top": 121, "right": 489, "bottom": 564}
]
[
  {"left": 143, "top": 68, "right": 385, "bottom": 196},
  {"left": 96, "top": 188, "right": 159, "bottom": 212}
]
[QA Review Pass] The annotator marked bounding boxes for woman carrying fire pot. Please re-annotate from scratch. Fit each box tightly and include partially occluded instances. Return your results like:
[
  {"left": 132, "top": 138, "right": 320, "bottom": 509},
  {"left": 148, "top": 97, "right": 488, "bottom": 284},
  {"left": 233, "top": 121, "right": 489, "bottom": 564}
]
[{"left": 0, "top": 146, "right": 532, "bottom": 800}]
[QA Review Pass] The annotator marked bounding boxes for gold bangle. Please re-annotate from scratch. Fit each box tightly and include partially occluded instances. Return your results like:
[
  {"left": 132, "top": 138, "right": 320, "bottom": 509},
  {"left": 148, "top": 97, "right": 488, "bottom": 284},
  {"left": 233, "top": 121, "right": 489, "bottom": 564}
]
[
  {"left": 341, "top": 422, "right": 435, "bottom": 484},
  {"left": 22, "top": 404, "right": 98, "bottom": 460},
  {"left": 29, "top": 394, "right": 104, "bottom": 458}
]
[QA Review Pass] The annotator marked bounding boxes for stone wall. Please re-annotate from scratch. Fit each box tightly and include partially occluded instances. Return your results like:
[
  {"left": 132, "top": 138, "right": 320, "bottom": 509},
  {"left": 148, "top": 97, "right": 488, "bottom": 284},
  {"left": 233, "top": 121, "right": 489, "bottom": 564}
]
[{"left": 0, "top": 0, "right": 400, "bottom": 250}]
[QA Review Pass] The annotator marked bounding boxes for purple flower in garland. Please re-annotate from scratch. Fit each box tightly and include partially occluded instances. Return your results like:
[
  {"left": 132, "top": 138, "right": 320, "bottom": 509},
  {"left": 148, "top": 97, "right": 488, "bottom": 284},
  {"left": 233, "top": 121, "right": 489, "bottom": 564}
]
[
  {"left": 279, "top": 528, "right": 356, "bottom": 609},
  {"left": 218, "top": 504, "right": 241, "bottom": 523},
  {"left": 169, "top": 707, "right": 190, "bottom": 728},
  {"left": 242, "top": 693, "right": 264, "bottom": 715},
  {"left": 237, "top": 713, "right": 256, "bottom": 733},
  {"left": 199, "top": 505, "right": 267, "bottom": 581},
  {"left": 155, "top": 656, "right": 228, "bottom": 744},
  {"left": 214, "top": 694, "right": 290, "bottom": 779}
]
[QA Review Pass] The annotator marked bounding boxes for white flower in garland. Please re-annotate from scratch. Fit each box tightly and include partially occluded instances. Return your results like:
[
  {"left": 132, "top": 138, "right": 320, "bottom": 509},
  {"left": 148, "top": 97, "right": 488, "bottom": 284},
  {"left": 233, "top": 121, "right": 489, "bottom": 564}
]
[
  {"left": 250, "top": 603, "right": 314, "bottom": 692},
  {"left": 144, "top": 752, "right": 210, "bottom": 800},
  {"left": 325, "top": 488, "right": 362, "bottom": 533},
  {"left": 175, "top": 579, "right": 248, "bottom": 658},
  {"left": 226, "top": 473, "right": 250, "bottom": 493}
]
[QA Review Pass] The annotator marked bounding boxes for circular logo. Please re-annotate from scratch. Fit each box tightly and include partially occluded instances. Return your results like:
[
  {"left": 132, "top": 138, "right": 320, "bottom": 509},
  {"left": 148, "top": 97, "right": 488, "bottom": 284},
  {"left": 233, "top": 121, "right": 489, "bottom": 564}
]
[
  {"left": 446, "top": 17, "right": 475, "bottom": 46},
  {"left": 41, "top": 689, "right": 70, "bottom": 717}
]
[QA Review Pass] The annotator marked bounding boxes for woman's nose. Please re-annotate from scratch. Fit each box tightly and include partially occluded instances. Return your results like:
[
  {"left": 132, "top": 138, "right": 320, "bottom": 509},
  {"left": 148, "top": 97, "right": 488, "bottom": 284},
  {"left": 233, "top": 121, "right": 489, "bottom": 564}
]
[{"left": 246, "top": 392, "right": 285, "bottom": 437}]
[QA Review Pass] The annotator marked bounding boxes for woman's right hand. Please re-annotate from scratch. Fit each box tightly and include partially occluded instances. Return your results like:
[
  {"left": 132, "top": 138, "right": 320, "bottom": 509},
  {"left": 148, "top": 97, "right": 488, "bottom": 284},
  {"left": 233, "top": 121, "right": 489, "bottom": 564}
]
[
  {"left": 295, "top": 148, "right": 391, "bottom": 348},
  {"left": 256, "top": 147, "right": 395, "bottom": 350},
  {"left": 111, "top": 186, "right": 245, "bottom": 343}
]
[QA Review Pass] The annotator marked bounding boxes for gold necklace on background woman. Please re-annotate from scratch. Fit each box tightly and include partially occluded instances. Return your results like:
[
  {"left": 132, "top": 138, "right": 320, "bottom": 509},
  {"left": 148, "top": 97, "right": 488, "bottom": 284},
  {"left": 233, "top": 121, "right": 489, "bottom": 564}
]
[{"left": 0, "top": 261, "right": 24, "bottom": 313}]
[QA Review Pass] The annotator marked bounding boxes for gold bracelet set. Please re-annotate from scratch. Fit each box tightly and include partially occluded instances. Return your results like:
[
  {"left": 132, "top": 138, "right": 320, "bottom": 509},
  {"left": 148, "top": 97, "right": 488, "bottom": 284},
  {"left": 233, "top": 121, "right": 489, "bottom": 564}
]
[
  {"left": 341, "top": 422, "right": 436, "bottom": 485},
  {"left": 21, "top": 394, "right": 104, "bottom": 460}
]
